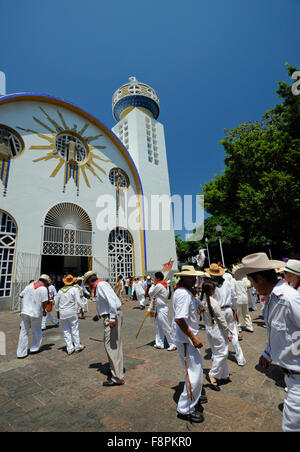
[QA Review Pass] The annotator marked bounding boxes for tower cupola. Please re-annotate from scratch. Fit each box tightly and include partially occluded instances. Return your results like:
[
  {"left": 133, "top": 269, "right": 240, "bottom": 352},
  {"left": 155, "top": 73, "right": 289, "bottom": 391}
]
[{"left": 112, "top": 76, "right": 160, "bottom": 122}]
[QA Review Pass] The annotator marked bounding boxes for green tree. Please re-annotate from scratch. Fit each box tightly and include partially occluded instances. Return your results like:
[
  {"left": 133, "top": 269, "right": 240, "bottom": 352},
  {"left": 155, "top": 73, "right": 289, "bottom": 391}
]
[{"left": 201, "top": 64, "right": 300, "bottom": 258}]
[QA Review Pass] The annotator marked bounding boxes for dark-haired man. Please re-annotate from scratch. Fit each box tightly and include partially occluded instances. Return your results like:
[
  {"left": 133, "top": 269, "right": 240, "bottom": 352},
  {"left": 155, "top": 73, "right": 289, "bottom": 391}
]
[
  {"left": 84, "top": 271, "right": 124, "bottom": 386},
  {"left": 148, "top": 271, "right": 176, "bottom": 351},
  {"left": 234, "top": 253, "right": 300, "bottom": 432}
]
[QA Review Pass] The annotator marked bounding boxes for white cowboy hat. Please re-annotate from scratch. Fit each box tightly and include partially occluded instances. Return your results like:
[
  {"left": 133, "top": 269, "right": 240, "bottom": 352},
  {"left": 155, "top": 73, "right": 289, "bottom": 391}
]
[
  {"left": 39, "top": 274, "right": 51, "bottom": 284},
  {"left": 175, "top": 265, "right": 204, "bottom": 277},
  {"left": 83, "top": 271, "right": 97, "bottom": 284},
  {"left": 284, "top": 259, "right": 300, "bottom": 276},
  {"left": 234, "top": 253, "right": 286, "bottom": 281}
]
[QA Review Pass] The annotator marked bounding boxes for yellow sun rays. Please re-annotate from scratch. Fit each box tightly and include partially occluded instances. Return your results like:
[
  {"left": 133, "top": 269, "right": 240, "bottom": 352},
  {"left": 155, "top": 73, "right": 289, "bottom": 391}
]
[{"left": 17, "top": 107, "right": 112, "bottom": 195}]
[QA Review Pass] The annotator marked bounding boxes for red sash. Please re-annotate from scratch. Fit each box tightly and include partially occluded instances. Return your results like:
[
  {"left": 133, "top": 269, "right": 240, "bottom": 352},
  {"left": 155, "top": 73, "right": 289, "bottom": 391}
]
[
  {"left": 156, "top": 280, "right": 168, "bottom": 290},
  {"left": 34, "top": 281, "right": 45, "bottom": 289},
  {"left": 92, "top": 278, "right": 104, "bottom": 296},
  {"left": 33, "top": 281, "right": 50, "bottom": 302}
]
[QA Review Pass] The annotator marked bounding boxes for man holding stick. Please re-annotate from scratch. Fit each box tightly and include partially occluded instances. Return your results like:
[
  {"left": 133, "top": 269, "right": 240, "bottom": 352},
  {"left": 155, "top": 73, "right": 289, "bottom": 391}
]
[
  {"left": 172, "top": 266, "right": 206, "bottom": 423},
  {"left": 84, "top": 271, "right": 124, "bottom": 387}
]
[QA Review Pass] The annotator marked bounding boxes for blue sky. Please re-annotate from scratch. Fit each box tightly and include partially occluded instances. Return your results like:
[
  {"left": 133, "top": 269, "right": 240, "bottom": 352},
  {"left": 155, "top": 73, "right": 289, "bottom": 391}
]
[{"left": 1, "top": 0, "right": 299, "bottom": 237}]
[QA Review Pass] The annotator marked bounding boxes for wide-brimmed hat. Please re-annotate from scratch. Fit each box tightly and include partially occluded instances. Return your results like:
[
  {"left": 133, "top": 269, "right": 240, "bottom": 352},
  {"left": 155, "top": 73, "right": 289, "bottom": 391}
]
[
  {"left": 234, "top": 253, "right": 286, "bottom": 281},
  {"left": 63, "top": 274, "right": 77, "bottom": 285},
  {"left": 205, "top": 263, "right": 226, "bottom": 276},
  {"left": 284, "top": 259, "right": 300, "bottom": 276},
  {"left": 39, "top": 274, "right": 51, "bottom": 284},
  {"left": 175, "top": 265, "right": 204, "bottom": 277},
  {"left": 83, "top": 271, "right": 97, "bottom": 284}
]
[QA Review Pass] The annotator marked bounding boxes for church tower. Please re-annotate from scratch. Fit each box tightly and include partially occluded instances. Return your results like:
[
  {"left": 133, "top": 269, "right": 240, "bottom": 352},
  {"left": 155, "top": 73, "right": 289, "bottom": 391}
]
[{"left": 112, "top": 77, "right": 177, "bottom": 274}]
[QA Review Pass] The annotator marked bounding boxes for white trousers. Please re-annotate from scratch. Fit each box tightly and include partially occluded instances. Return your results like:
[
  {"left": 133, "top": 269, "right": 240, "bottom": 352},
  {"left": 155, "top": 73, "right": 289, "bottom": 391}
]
[
  {"left": 237, "top": 304, "right": 253, "bottom": 331},
  {"left": 176, "top": 342, "right": 203, "bottom": 415},
  {"left": 60, "top": 316, "right": 82, "bottom": 353},
  {"left": 206, "top": 327, "right": 229, "bottom": 379},
  {"left": 223, "top": 307, "right": 246, "bottom": 365},
  {"left": 42, "top": 312, "right": 58, "bottom": 329},
  {"left": 283, "top": 374, "right": 300, "bottom": 432},
  {"left": 17, "top": 314, "right": 43, "bottom": 358},
  {"left": 155, "top": 304, "right": 176, "bottom": 348},
  {"left": 137, "top": 294, "right": 145, "bottom": 307}
]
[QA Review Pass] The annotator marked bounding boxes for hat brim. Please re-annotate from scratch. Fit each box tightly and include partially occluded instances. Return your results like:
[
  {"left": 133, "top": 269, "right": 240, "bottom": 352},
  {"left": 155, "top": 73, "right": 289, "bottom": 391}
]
[
  {"left": 234, "top": 261, "right": 286, "bottom": 281},
  {"left": 83, "top": 271, "right": 97, "bottom": 284},
  {"left": 174, "top": 271, "right": 204, "bottom": 277}
]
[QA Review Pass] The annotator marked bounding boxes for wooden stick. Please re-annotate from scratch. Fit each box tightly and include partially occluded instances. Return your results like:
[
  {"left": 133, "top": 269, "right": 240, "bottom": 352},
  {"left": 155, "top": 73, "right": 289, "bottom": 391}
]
[
  {"left": 89, "top": 337, "right": 104, "bottom": 343},
  {"left": 136, "top": 315, "right": 147, "bottom": 339}
]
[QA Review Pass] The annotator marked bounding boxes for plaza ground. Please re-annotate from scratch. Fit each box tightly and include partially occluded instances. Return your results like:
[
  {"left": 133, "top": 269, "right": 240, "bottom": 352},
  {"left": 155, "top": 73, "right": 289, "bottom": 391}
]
[{"left": 0, "top": 299, "right": 284, "bottom": 432}]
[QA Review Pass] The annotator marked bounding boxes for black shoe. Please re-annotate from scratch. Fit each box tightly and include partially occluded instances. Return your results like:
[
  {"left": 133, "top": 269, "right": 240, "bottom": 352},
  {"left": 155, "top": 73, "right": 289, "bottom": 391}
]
[
  {"left": 219, "top": 378, "right": 231, "bottom": 385},
  {"left": 208, "top": 383, "right": 221, "bottom": 391},
  {"left": 102, "top": 379, "right": 124, "bottom": 387},
  {"left": 198, "top": 394, "right": 208, "bottom": 404},
  {"left": 177, "top": 411, "right": 204, "bottom": 423}
]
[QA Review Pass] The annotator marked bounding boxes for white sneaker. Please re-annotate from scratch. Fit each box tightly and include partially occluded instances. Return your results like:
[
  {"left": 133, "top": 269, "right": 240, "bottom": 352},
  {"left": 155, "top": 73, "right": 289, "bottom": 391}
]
[
  {"left": 237, "top": 360, "right": 246, "bottom": 366},
  {"left": 75, "top": 345, "right": 86, "bottom": 353},
  {"left": 167, "top": 346, "right": 177, "bottom": 351},
  {"left": 153, "top": 344, "right": 164, "bottom": 349}
]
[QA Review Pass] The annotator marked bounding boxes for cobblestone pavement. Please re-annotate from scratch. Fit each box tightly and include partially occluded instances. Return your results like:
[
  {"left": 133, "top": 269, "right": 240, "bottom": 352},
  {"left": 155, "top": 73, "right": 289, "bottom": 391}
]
[{"left": 0, "top": 299, "right": 284, "bottom": 432}]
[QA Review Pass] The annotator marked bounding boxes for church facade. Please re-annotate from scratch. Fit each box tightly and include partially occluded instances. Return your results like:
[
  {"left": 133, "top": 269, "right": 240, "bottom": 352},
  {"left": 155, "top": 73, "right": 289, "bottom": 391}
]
[{"left": 0, "top": 77, "right": 177, "bottom": 311}]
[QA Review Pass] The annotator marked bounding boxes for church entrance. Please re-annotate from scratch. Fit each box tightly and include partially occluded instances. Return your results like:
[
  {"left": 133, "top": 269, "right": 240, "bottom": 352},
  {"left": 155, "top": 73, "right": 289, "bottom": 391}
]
[
  {"left": 41, "top": 202, "right": 93, "bottom": 288},
  {"left": 40, "top": 255, "right": 89, "bottom": 288}
]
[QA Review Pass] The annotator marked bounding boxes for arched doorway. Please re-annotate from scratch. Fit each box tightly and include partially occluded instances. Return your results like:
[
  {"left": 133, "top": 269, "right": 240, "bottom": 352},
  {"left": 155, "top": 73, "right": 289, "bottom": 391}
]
[
  {"left": 108, "top": 228, "right": 134, "bottom": 284},
  {"left": 41, "top": 203, "right": 92, "bottom": 285},
  {"left": 0, "top": 211, "right": 17, "bottom": 311}
]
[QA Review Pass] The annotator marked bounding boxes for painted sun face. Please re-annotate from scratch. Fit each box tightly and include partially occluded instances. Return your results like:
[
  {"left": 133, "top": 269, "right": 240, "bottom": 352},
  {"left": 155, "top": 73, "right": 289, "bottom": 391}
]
[{"left": 17, "top": 106, "right": 112, "bottom": 195}]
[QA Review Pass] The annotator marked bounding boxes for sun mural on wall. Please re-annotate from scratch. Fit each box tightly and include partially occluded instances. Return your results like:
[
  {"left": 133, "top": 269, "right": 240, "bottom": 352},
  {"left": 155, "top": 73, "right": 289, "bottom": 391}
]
[{"left": 17, "top": 107, "right": 112, "bottom": 195}]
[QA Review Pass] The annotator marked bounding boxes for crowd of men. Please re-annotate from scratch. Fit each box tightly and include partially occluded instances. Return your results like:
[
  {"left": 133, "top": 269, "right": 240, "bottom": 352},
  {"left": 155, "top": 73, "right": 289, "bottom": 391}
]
[{"left": 15, "top": 253, "right": 300, "bottom": 432}]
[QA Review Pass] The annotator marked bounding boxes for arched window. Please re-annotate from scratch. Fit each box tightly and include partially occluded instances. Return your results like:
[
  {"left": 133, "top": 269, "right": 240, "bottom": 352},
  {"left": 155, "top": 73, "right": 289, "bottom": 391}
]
[
  {"left": 108, "top": 228, "right": 134, "bottom": 284},
  {"left": 0, "top": 211, "right": 17, "bottom": 299}
]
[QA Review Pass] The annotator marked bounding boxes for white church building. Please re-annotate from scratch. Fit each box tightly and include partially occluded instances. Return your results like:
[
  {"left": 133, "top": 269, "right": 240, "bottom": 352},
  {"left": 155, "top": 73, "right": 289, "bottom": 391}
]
[{"left": 0, "top": 75, "right": 177, "bottom": 311}]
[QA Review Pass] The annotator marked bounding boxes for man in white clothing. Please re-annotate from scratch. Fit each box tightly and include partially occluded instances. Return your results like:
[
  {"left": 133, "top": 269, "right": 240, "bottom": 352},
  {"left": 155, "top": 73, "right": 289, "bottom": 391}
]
[
  {"left": 55, "top": 274, "right": 85, "bottom": 355},
  {"left": 84, "top": 271, "right": 124, "bottom": 387},
  {"left": 42, "top": 280, "right": 59, "bottom": 330},
  {"left": 173, "top": 266, "right": 206, "bottom": 423},
  {"left": 205, "top": 263, "right": 246, "bottom": 366},
  {"left": 231, "top": 272, "right": 254, "bottom": 333},
  {"left": 148, "top": 271, "right": 176, "bottom": 351},
  {"left": 234, "top": 252, "right": 300, "bottom": 432},
  {"left": 17, "top": 274, "right": 50, "bottom": 358},
  {"left": 132, "top": 278, "right": 146, "bottom": 309}
]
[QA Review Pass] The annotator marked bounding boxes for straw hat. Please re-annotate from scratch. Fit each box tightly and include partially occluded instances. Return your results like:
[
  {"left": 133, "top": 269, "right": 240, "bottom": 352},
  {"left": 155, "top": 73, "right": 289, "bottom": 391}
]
[
  {"left": 175, "top": 265, "right": 204, "bottom": 277},
  {"left": 234, "top": 253, "right": 286, "bottom": 281},
  {"left": 284, "top": 259, "right": 300, "bottom": 276},
  {"left": 62, "top": 274, "right": 77, "bottom": 285},
  {"left": 39, "top": 274, "right": 51, "bottom": 284},
  {"left": 205, "top": 263, "right": 226, "bottom": 277},
  {"left": 83, "top": 270, "right": 97, "bottom": 284}
]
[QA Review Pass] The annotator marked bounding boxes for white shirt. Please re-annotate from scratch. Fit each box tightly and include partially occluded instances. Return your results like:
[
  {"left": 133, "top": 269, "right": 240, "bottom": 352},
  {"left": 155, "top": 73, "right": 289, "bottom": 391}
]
[
  {"left": 263, "top": 280, "right": 300, "bottom": 372},
  {"left": 95, "top": 280, "right": 122, "bottom": 320},
  {"left": 214, "top": 278, "right": 238, "bottom": 311},
  {"left": 20, "top": 283, "right": 48, "bottom": 318},
  {"left": 202, "top": 296, "right": 232, "bottom": 335},
  {"left": 49, "top": 284, "right": 57, "bottom": 300},
  {"left": 172, "top": 287, "right": 201, "bottom": 344},
  {"left": 55, "top": 286, "right": 83, "bottom": 320},
  {"left": 148, "top": 282, "right": 169, "bottom": 307},
  {"left": 132, "top": 281, "right": 145, "bottom": 297},
  {"left": 232, "top": 278, "right": 249, "bottom": 305}
]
